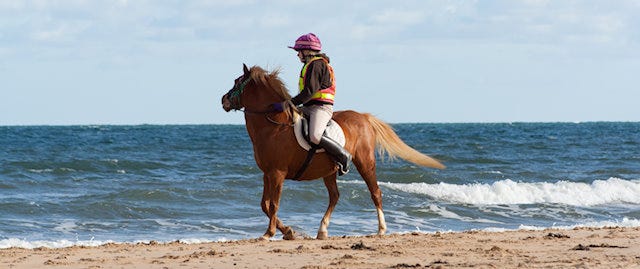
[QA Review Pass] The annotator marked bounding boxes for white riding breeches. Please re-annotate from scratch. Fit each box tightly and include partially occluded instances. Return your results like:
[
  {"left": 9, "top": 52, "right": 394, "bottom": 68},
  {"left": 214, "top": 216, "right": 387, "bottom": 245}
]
[{"left": 300, "top": 104, "right": 333, "bottom": 145}]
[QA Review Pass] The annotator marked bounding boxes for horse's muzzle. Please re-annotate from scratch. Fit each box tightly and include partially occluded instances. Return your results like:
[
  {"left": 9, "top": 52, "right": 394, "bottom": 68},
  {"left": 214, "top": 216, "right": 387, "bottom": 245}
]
[{"left": 221, "top": 94, "right": 232, "bottom": 112}]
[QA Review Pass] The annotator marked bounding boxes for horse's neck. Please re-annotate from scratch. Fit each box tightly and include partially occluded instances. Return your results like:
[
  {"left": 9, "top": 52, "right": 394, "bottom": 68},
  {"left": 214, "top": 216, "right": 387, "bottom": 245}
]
[{"left": 244, "top": 113, "right": 290, "bottom": 144}]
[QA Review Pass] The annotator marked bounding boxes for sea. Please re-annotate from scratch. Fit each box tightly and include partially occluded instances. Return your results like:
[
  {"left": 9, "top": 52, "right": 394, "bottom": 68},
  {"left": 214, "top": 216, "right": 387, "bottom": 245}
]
[{"left": 1, "top": 122, "right": 640, "bottom": 249}]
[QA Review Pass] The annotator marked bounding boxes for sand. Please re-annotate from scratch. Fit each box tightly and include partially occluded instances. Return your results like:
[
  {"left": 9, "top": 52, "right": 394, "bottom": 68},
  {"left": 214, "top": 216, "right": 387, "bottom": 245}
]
[{"left": 2, "top": 227, "right": 640, "bottom": 268}]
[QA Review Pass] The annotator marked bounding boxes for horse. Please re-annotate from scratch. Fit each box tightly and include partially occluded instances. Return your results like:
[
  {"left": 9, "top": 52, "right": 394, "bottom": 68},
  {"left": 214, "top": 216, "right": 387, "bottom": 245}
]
[{"left": 221, "top": 64, "right": 445, "bottom": 240}]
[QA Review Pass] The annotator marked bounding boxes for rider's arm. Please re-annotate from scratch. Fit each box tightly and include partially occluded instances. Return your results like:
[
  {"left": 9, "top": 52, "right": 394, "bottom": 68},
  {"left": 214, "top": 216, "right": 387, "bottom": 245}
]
[{"left": 291, "top": 60, "right": 328, "bottom": 106}]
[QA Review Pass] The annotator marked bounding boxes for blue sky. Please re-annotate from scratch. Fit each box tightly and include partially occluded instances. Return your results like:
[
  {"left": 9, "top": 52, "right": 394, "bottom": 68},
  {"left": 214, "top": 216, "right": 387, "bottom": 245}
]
[{"left": 1, "top": 0, "right": 639, "bottom": 125}]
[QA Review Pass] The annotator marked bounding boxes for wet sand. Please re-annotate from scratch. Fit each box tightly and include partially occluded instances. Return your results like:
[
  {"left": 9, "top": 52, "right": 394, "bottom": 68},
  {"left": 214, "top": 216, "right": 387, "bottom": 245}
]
[{"left": 2, "top": 227, "right": 640, "bottom": 268}]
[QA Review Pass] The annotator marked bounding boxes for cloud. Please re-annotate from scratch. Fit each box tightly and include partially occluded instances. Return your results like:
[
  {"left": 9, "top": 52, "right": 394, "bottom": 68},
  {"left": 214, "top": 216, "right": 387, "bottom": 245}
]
[
  {"left": 0, "top": 1, "right": 24, "bottom": 10},
  {"left": 29, "top": 20, "right": 92, "bottom": 43},
  {"left": 372, "top": 9, "right": 425, "bottom": 25},
  {"left": 258, "top": 12, "right": 291, "bottom": 28},
  {"left": 3, "top": 1, "right": 637, "bottom": 61}
]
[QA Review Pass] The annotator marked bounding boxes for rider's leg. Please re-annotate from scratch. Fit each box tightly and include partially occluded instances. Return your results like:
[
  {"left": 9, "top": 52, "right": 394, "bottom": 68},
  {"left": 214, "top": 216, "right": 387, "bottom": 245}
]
[
  {"left": 306, "top": 104, "right": 332, "bottom": 145},
  {"left": 307, "top": 105, "right": 351, "bottom": 176}
]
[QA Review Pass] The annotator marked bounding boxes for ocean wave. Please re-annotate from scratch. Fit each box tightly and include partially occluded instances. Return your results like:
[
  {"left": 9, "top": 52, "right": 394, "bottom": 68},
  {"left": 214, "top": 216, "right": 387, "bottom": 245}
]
[{"left": 373, "top": 177, "right": 640, "bottom": 206}]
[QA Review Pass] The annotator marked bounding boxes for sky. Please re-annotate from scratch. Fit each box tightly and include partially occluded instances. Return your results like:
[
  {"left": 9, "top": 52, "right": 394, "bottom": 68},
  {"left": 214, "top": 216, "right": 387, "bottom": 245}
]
[{"left": 1, "top": 0, "right": 639, "bottom": 125}]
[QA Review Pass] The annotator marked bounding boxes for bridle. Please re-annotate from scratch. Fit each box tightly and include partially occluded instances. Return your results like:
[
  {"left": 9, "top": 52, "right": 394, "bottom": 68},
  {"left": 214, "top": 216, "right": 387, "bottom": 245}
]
[
  {"left": 225, "top": 75, "right": 295, "bottom": 126},
  {"left": 226, "top": 75, "right": 251, "bottom": 111}
]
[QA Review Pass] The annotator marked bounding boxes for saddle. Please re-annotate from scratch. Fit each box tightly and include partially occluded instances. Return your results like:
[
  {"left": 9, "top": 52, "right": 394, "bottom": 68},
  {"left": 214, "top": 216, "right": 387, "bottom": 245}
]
[
  {"left": 290, "top": 114, "right": 346, "bottom": 180},
  {"left": 293, "top": 115, "right": 346, "bottom": 152}
]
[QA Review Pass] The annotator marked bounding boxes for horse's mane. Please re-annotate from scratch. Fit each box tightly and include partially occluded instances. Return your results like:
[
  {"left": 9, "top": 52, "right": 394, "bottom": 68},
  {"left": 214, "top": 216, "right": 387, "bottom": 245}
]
[
  {"left": 249, "top": 65, "right": 299, "bottom": 119},
  {"left": 248, "top": 66, "right": 291, "bottom": 99}
]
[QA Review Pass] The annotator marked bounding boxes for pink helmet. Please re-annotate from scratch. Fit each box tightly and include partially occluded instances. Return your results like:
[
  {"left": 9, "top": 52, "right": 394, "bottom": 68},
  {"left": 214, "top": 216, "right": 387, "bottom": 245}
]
[{"left": 288, "top": 33, "right": 322, "bottom": 51}]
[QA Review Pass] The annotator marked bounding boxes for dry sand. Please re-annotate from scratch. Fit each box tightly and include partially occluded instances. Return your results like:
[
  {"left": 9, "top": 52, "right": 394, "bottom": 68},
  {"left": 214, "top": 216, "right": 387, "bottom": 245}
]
[{"left": 2, "top": 227, "right": 640, "bottom": 268}]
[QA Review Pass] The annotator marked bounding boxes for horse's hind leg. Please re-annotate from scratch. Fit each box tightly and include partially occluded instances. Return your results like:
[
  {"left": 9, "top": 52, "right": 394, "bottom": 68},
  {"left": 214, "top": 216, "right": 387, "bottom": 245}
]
[
  {"left": 354, "top": 154, "right": 387, "bottom": 235},
  {"left": 317, "top": 174, "right": 339, "bottom": 240}
]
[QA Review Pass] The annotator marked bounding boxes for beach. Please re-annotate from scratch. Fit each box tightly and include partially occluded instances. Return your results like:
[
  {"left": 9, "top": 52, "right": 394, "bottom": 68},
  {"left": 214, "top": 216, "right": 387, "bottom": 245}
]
[{"left": 2, "top": 227, "right": 639, "bottom": 268}]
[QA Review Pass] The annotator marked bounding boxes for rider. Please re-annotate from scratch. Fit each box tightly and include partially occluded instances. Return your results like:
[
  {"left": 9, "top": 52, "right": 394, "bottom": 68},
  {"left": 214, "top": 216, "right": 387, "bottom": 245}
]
[{"left": 273, "top": 33, "right": 351, "bottom": 176}]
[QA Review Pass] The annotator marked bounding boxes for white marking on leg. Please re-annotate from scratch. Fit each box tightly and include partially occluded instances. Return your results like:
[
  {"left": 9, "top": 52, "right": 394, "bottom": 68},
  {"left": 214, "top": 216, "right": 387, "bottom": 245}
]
[
  {"left": 377, "top": 208, "right": 387, "bottom": 235},
  {"left": 317, "top": 215, "right": 330, "bottom": 239}
]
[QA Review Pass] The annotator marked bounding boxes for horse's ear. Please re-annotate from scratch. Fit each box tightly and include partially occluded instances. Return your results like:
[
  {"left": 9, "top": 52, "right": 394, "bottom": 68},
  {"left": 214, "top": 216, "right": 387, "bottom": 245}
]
[{"left": 242, "top": 63, "right": 250, "bottom": 77}]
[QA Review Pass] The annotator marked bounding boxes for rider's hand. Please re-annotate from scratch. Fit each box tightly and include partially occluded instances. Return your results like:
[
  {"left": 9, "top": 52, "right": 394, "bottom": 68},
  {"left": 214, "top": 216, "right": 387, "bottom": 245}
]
[{"left": 271, "top": 102, "right": 284, "bottom": 112}]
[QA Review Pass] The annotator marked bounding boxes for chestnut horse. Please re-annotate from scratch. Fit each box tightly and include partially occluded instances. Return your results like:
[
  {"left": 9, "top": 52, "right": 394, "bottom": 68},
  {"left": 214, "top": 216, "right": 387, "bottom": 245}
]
[{"left": 221, "top": 64, "right": 444, "bottom": 240}]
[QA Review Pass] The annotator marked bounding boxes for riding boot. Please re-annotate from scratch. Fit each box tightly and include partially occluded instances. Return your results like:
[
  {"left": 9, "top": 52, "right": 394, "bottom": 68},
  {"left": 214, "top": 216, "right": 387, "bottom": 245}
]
[{"left": 317, "top": 136, "right": 351, "bottom": 176}]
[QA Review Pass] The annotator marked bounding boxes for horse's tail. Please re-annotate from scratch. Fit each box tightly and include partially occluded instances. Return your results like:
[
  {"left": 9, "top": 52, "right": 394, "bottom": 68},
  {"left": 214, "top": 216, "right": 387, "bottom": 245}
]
[{"left": 366, "top": 114, "right": 445, "bottom": 169}]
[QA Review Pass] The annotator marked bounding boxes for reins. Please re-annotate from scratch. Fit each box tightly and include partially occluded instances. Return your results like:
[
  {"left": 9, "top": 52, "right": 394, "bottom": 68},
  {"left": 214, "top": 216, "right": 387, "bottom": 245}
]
[
  {"left": 241, "top": 109, "right": 295, "bottom": 126},
  {"left": 226, "top": 68, "right": 296, "bottom": 127}
]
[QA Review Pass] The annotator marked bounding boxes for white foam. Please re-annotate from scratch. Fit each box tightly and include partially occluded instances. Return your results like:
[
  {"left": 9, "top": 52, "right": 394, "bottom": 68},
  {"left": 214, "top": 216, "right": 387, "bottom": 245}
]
[
  {"left": 518, "top": 217, "right": 640, "bottom": 231},
  {"left": 378, "top": 177, "right": 640, "bottom": 206},
  {"left": 28, "top": 168, "right": 53, "bottom": 173},
  {"left": 416, "top": 205, "right": 502, "bottom": 224},
  {"left": 403, "top": 217, "right": 640, "bottom": 235},
  {"left": 0, "top": 237, "right": 230, "bottom": 249},
  {"left": 53, "top": 220, "right": 78, "bottom": 233},
  {"left": 0, "top": 238, "right": 111, "bottom": 249}
]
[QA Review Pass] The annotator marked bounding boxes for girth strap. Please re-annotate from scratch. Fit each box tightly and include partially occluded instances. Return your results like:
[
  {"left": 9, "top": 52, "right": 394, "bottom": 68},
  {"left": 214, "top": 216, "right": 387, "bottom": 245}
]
[
  {"left": 292, "top": 147, "right": 318, "bottom": 180},
  {"left": 291, "top": 117, "right": 333, "bottom": 180}
]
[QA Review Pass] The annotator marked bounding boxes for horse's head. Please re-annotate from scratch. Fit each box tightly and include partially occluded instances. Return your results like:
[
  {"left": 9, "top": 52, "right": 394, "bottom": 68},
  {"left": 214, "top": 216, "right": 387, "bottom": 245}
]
[
  {"left": 222, "top": 64, "right": 252, "bottom": 112},
  {"left": 221, "top": 64, "right": 295, "bottom": 115}
]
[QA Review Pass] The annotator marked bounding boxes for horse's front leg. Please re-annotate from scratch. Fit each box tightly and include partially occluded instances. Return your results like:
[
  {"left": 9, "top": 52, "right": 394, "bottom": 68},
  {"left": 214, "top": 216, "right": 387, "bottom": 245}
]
[{"left": 260, "top": 171, "right": 295, "bottom": 240}]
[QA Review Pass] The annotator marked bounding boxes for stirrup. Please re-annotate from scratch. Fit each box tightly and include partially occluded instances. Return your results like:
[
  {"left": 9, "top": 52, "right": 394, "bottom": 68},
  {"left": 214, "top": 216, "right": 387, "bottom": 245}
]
[{"left": 336, "top": 160, "right": 350, "bottom": 176}]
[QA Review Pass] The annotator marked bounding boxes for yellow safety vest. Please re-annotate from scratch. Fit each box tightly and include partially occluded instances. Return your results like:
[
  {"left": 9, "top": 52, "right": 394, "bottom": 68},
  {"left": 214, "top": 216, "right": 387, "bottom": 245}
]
[{"left": 299, "top": 56, "right": 336, "bottom": 104}]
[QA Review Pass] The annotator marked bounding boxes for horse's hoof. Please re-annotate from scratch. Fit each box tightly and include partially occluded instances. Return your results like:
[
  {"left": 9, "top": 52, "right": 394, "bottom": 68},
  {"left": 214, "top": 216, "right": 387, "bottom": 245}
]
[
  {"left": 316, "top": 231, "right": 328, "bottom": 240},
  {"left": 260, "top": 233, "right": 273, "bottom": 241},
  {"left": 283, "top": 229, "right": 296, "bottom": 240}
]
